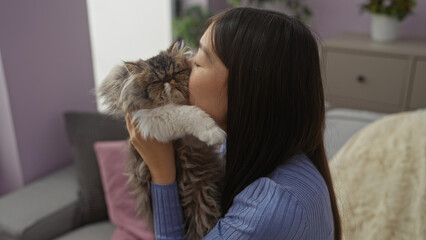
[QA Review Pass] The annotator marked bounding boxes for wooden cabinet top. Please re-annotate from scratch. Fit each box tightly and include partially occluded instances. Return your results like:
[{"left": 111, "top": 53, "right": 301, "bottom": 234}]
[{"left": 321, "top": 33, "right": 426, "bottom": 57}]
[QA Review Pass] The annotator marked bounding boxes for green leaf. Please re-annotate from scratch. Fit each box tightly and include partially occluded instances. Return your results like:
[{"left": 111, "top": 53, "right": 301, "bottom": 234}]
[
  {"left": 358, "top": 0, "right": 417, "bottom": 21},
  {"left": 173, "top": 6, "right": 210, "bottom": 49}
]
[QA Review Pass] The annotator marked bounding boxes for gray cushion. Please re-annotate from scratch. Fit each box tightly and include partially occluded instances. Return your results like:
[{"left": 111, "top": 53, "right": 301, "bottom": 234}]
[
  {"left": 55, "top": 221, "right": 115, "bottom": 240},
  {"left": 64, "top": 112, "right": 129, "bottom": 227},
  {"left": 324, "top": 108, "right": 387, "bottom": 159},
  {"left": 0, "top": 166, "right": 79, "bottom": 240}
]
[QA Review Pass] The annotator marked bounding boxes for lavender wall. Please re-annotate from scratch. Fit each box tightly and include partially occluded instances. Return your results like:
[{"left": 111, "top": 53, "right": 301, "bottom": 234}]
[
  {"left": 309, "top": 0, "right": 426, "bottom": 40},
  {"left": 0, "top": 0, "right": 96, "bottom": 196},
  {"left": 208, "top": 0, "right": 426, "bottom": 39},
  {"left": 0, "top": 50, "right": 23, "bottom": 196}
]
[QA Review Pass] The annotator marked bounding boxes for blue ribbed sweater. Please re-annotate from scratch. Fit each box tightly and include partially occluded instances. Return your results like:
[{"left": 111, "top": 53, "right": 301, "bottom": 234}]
[{"left": 150, "top": 153, "right": 334, "bottom": 239}]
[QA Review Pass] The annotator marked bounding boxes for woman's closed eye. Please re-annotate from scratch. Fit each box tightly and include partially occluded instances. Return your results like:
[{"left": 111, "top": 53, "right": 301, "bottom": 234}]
[{"left": 193, "top": 61, "right": 201, "bottom": 67}]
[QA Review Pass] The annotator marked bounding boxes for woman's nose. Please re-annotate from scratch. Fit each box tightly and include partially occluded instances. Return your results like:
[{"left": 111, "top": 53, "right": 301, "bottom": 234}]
[{"left": 187, "top": 58, "right": 193, "bottom": 70}]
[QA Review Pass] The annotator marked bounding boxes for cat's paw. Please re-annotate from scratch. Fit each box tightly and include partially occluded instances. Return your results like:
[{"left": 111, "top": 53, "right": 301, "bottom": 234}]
[{"left": 198, "top": 126, "right": 226, "bottom": 146}]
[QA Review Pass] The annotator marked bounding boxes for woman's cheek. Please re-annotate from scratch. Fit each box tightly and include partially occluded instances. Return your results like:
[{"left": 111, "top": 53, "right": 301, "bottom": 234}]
[{"left": 188, "top": 74, "right": 197, "bottom": 105}]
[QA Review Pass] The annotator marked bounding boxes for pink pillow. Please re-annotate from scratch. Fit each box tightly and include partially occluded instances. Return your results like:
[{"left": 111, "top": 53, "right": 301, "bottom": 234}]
[{"left": 94, "top": 140, "right": 154, "bottom": 240}]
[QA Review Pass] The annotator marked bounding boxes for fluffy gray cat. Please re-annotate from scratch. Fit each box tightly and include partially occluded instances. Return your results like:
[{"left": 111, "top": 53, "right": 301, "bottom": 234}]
[{"left": 95, "top": 41, "right": 225, "bottom": 240}]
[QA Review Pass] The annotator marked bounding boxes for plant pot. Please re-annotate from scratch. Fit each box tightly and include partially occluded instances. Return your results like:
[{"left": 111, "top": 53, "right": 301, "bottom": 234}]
[{"left": 370, "top": 13, "right": 401, "bottom": 42}]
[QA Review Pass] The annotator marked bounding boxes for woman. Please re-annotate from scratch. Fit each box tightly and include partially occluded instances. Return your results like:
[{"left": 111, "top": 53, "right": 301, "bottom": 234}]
[{"left": 126, "top": 7, "right": 341, "bottom": 240}]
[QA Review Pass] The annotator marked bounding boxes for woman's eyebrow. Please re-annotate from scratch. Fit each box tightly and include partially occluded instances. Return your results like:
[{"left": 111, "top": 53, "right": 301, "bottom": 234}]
[{"left": 199, "top": 42, "right": 213, "bottom": 63}]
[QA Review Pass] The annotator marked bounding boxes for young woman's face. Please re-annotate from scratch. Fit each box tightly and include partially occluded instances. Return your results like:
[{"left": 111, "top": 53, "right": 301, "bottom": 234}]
[{"left": 188, "top": 26, "right": 228, "bottom": 131}]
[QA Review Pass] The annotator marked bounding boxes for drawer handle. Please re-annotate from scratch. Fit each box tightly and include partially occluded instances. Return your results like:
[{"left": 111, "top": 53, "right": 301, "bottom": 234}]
[{"left": 357, "top": 75, "right": 366, "bottom": 83}]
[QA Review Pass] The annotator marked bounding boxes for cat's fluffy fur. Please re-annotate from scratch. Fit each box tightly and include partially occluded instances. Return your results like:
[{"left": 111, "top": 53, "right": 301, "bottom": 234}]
[{"left": 95, "top": 41, "right": 226, "bottom": 239}]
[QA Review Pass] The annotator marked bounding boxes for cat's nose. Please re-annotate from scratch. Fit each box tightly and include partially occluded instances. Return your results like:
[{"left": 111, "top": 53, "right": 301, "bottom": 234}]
[{"left": 163, "top": 76, "right": 173, "bottom": 83}]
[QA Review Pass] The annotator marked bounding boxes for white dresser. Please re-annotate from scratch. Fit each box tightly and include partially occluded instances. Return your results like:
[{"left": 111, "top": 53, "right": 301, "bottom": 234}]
[{"left": 320, "top": 33, "right": 426, "bottom": 113}]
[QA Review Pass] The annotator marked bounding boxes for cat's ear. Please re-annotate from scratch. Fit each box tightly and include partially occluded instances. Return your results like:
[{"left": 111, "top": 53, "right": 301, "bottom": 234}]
[
  {"left": 167, "top": 39, "right": 186, "bottom": 54},
  {"left": 123, "top": 61, "right": 147, "bottom": 75}
]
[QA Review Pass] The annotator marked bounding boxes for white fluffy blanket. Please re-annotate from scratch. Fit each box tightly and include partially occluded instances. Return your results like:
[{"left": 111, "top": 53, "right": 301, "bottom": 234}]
[{"left": 330, "top": 109, "right": 426, "bottom": 240}]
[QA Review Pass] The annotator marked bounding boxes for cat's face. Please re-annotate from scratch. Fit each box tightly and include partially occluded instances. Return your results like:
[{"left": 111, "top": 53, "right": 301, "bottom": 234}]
[{"left": 120, "top": 41, "right": 191, "bottom": 112}]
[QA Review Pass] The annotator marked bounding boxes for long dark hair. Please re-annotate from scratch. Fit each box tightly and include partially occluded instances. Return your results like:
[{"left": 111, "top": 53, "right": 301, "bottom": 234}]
[{"left": 209, "top": 7, "right": 341, "bottom": 239}]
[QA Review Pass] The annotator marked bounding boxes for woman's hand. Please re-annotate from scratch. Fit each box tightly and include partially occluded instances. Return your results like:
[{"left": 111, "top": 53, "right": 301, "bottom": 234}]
[{"left": 125, "top": 113, "right": 176, "bottom": 184}]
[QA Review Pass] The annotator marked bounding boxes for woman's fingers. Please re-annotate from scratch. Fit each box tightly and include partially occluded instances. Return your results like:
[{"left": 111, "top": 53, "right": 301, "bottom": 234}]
[
  {"left": 126, "top": 113, "right": 146, "bottom": 146},
  {"left": 126, "top": 113, "right": 138, "bottom": 144},
  {"left": 124, "top": 113, "right": 176, "bottom": 184},
  {"left": 125, "top": 113, "right": 131, "bottom": 130},
  {"left": 126, "top": 113, "right": 138, "bottom": 133}
]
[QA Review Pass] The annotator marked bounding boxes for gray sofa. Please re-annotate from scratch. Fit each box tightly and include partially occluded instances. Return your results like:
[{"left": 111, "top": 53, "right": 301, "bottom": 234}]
[{"left": 0, "top": 108, "right": 387, "bottom": 240}]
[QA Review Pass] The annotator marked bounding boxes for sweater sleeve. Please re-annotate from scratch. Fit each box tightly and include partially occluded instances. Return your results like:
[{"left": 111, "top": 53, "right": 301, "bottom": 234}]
[
  {"left": 151, "top": 177, "right": 309, "bottom": 240},
  {"left": 151, "top": 182, "right": 185, "bottom": 240}
]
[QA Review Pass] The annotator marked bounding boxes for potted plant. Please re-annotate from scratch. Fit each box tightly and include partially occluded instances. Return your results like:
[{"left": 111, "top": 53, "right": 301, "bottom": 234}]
[
  {"left": 173, "top": 5, "right": 210, "bottom": 49},
  {"left": 360, "top": 0, "right": 416, "bottom": 42}
]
